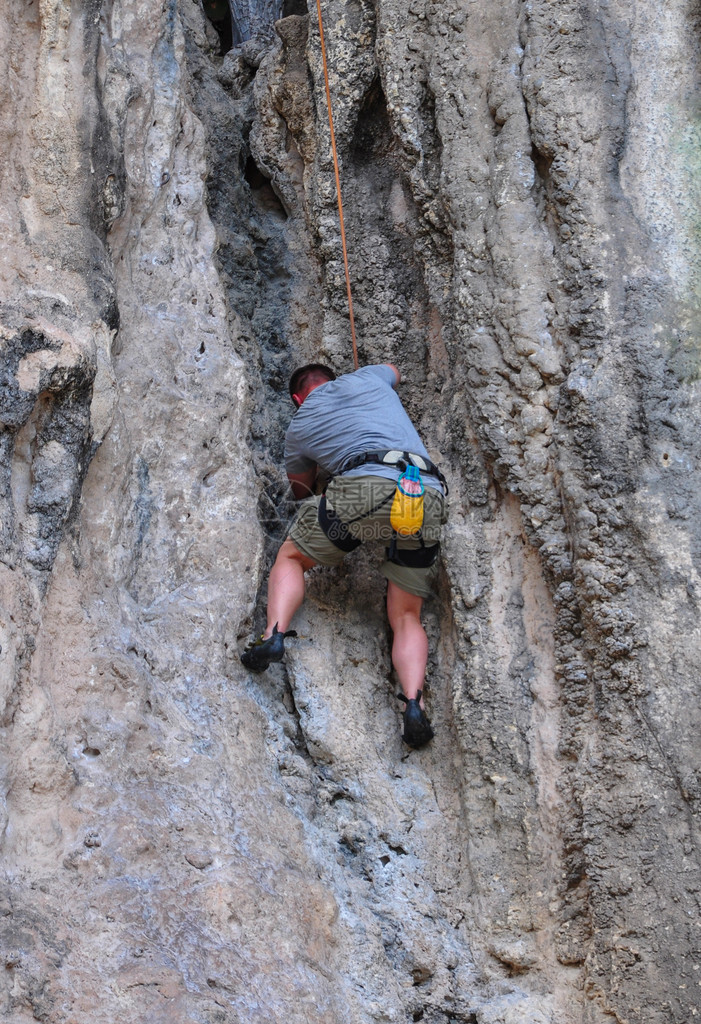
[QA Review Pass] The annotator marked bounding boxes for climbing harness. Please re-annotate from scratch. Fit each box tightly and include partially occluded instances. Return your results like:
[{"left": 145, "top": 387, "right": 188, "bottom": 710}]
[
  {"left": 318, "top": 488, "right": 439, "bottom": 568},
  {"left": 316, "top": 452, "right": 445, "bottom": 570},
  {"left": 340, "top": 450, "right": 450, "bottom": 495},
  {"left": 314, "top": 0, "right": 359, "bottom": 370}
]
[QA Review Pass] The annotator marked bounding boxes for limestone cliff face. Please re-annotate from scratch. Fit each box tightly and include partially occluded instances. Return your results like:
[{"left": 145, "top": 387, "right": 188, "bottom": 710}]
[{"left": 0, "top": 1, "right": 699, "bottom": 1022}]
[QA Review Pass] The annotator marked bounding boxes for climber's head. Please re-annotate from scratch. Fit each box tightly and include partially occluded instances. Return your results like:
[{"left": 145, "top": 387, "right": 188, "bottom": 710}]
[{"left": 289, "top": 363, "right": 336, "bottom": 408}]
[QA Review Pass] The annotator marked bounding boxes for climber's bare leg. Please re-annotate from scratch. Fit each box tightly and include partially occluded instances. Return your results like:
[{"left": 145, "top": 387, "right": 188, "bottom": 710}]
[
  {"left": 386, "top": 581, "right": 428, "bottom": 706},
  {"left": 264, "top": 538, "right": 317, "bottom": 637}
]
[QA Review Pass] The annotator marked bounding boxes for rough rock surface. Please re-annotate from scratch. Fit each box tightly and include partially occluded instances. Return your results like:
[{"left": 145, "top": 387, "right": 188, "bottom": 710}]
[{"left": 0, "top": 1, "right": 699, "bottom": 1022}]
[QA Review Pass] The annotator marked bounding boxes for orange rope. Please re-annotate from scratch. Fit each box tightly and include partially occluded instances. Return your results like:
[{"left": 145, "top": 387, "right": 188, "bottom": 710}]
[{"left": 314, "top": 0, "right": 359, "bottom": 370}]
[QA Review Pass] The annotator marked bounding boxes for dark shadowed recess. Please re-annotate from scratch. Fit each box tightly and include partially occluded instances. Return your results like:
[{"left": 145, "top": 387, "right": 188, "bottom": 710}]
[
  {"left": 202, "top": 0, "right": 233, "bottom": 52},
  {"left": 203, "top": 0, "right": 309, "bottom": 53}
]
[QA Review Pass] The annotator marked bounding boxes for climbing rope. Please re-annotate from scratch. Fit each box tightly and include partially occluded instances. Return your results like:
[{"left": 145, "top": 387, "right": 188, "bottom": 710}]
[{"left": 314, "top": 0, "right": 359, "bottom": 370}]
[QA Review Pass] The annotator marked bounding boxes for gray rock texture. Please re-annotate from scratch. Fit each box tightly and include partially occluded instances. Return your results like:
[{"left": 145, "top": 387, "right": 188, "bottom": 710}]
[{"left": 0, "top": 0, "right": 699, "bottom": 1022}]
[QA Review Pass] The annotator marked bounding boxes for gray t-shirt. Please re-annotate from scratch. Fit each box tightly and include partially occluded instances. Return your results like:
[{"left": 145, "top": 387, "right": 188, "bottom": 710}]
[{"left": 284, "top": 364, "right": 442, "bottom": 491}]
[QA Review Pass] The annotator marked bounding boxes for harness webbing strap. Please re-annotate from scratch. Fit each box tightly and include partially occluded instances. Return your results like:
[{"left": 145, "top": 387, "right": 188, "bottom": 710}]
[
  {"left": 386, "top": 538, "right": 440, "bottom": 569},
  {"left": 341, "top": 450, "right": 449, "bottom": 495},
  {"left": 318, "top": 489, "right": 394, "bottom": 552},
  {"left": 318, "top": 495, "right": 361, "bottom": 552},
  {"left": 318, "top": 489, "right": 441, "bottom": 569}
]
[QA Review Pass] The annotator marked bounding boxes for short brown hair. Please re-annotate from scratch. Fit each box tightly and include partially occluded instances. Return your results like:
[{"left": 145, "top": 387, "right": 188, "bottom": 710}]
[{"left": 288, "top": 363, "right": 336, "bottom": 401}]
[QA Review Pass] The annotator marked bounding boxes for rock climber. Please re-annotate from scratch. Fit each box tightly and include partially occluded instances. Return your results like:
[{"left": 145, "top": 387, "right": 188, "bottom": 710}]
[{"left": 240, "top": 362, "right": 448, "bottom": 748}]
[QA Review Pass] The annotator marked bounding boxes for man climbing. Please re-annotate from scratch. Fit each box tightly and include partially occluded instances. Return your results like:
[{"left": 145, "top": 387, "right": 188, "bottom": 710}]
[{"left": 240, "top": 362, "right": 448, "bottom": 748}]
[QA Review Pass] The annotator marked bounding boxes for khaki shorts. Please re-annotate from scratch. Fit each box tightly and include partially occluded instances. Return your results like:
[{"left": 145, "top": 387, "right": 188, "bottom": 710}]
[{"left": 288, "top": 475, "right": 447, "bottom": 599}]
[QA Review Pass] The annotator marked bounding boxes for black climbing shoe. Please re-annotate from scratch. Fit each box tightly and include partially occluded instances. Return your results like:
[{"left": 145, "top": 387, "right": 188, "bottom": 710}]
[
  {"left": 241, "top": 623, "right": 297, "bottom": 672},
  {"left": 397, "top": 690, "right": 435, "bottom": 748}
]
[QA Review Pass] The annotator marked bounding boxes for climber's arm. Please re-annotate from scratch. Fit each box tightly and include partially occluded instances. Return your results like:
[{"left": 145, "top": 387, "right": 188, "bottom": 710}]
[
  {"left": 288, "top": 467, "right": 318, "bottom": 500},
  {"left": 384, "top": 363, "right": 401, "bottom": 386}
]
